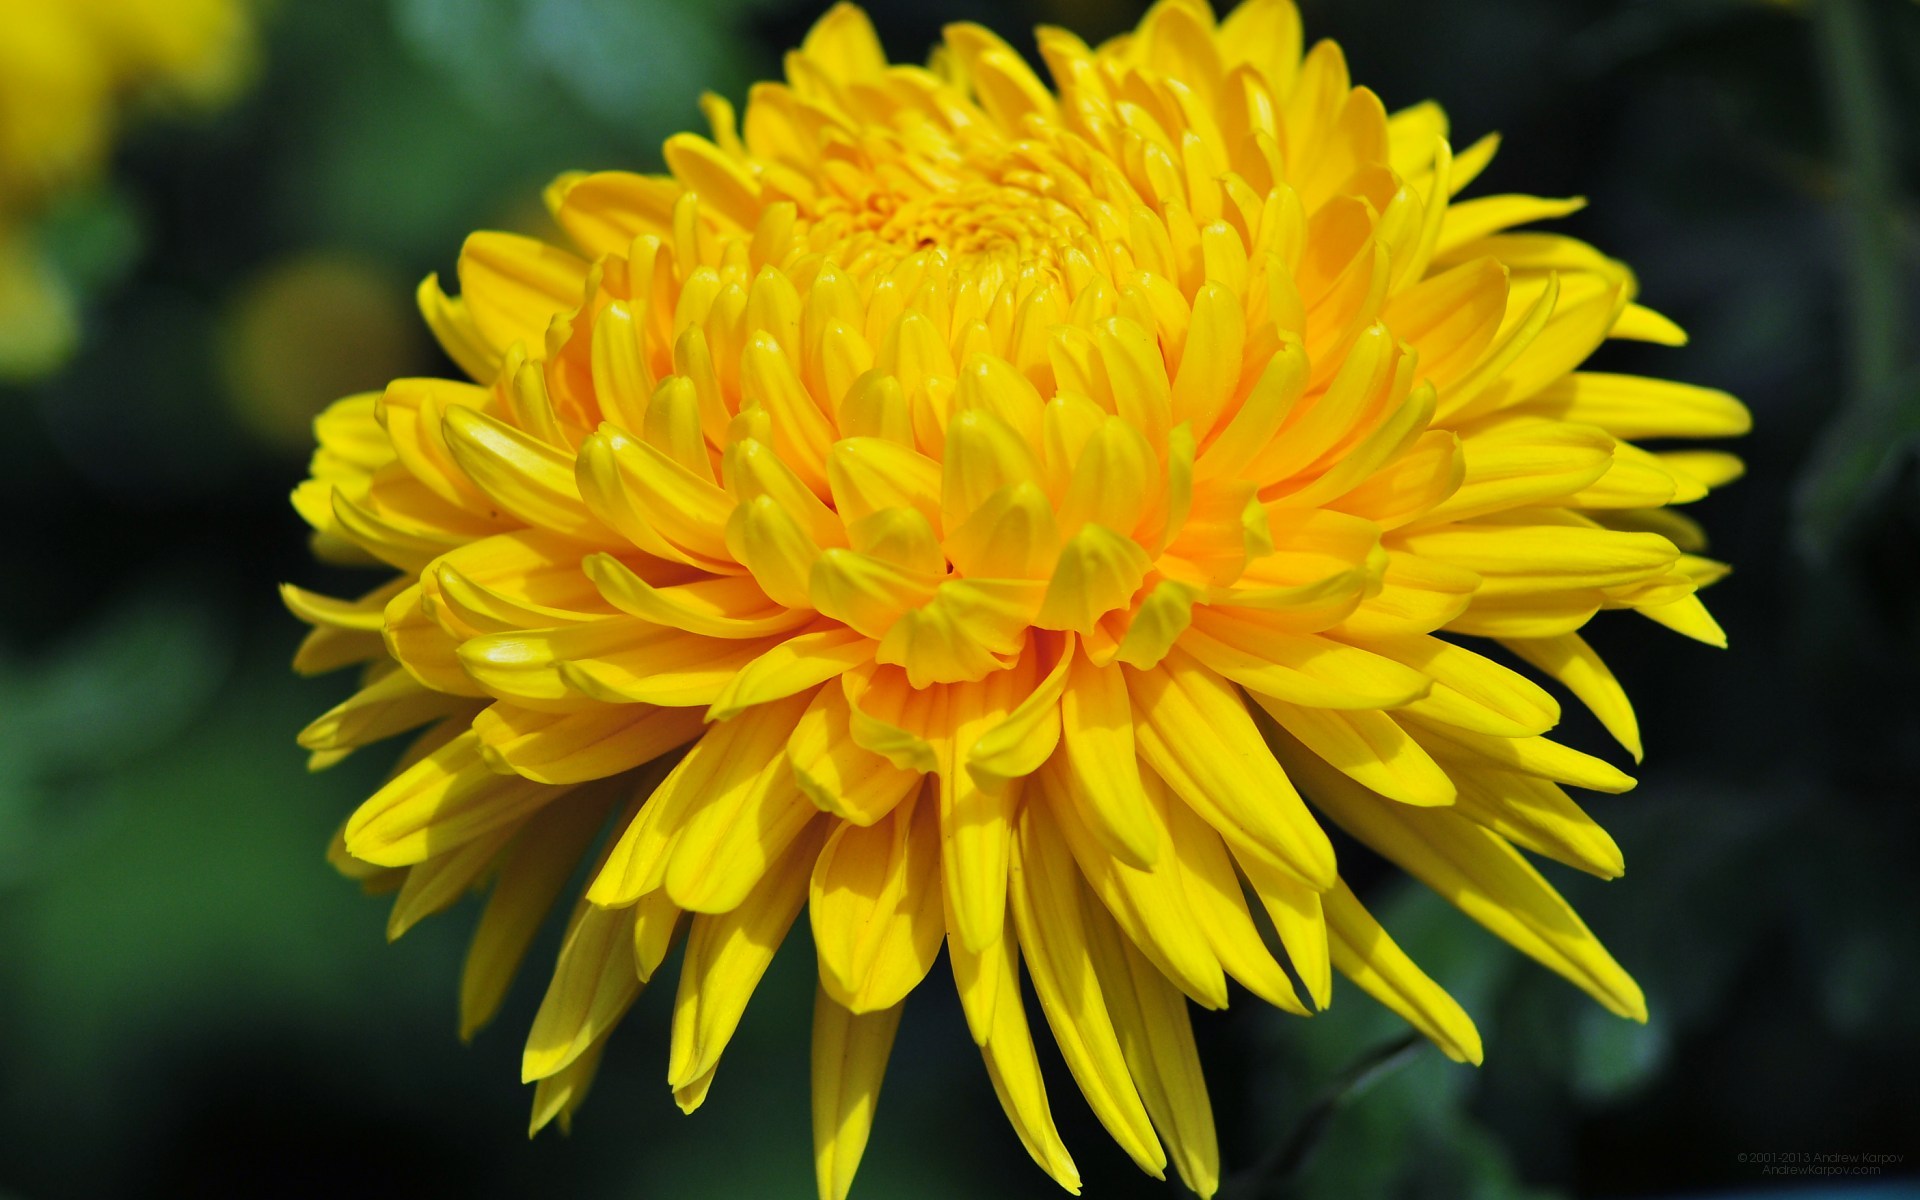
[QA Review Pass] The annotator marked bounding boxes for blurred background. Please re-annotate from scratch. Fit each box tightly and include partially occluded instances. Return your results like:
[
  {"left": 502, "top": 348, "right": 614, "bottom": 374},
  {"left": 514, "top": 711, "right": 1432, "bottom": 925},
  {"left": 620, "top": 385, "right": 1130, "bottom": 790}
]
[{"left": 2, "top": 0, "right": 1917, "bottom": 1196}]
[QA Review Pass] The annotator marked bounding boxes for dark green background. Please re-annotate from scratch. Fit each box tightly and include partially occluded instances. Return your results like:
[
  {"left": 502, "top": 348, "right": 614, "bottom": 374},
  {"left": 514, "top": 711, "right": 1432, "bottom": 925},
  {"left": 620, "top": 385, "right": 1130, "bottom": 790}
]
[{"left": 3, "top": 0, "right": 1918, "bottom": 1196}]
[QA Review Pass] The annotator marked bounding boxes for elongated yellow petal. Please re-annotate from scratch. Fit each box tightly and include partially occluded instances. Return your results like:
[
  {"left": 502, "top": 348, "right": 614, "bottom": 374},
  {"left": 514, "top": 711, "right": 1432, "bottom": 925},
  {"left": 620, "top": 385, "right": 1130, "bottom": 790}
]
[
  {"left": 1408, "top": 718, "right": 1636, "bottom": 793},
  {"left": 1527, "top": 372, "right": 1750, "bottom": 440},
  {"left": 707, "top": 625, "right": 875, "bottom": 720},
  {"left": 811, "top": 986, "right": 903, "bottom": 1200},
  {"left": 472, "top": 701, "right": 702, "bottom": 784},
  {"left": 1323, "top": 877, "right": 1483, "bottom": 1064},
  {"left": 460, "top": 791, "right": 617, "bottom": 1039},
  {"left": 938, "top": 747, "right": 1018, "bottom": 955},
  {"left": 1184, "top": 611, "right": 1431, "bottom": 709},
  {"left": 1253, "top": 681, "right": 1457, "bottom": 809},
  {"left": 1127, "top": 650, "right": 1335, "bottom": 889},
  {"left": 528, "top": 1021, "right": 618, "bottom": 1136},
  {"left": 662, "top": 692, "right": 818, "bottom": 913},
  {"left": 455, "top": 231, "right": 589, "bottom": 352},
  {"left": 442, "top": 405, "right": 609, "bottom": 541},
  {"left": 586, "top": 555, "right": 809, "bottom": 638},
  {"left": 1040, "top": 756, "right": 1229, "bottom": 1009},
  {"left": 1160, "top": 790, "right": 1308, "bottom": 1014},
  {"left": 1296, "top": 743, "right": 1646, "bottom": 1020},
  {"left": 346, "top": 731, "right": 569, "bottom": 867},
  {"left": 300, "top": 667, "right": 473, "bottom": 752},
  {"left": 810, "top": 789, "right": 944, "bottom": 1012},
  {"left": 968, "top": 635, "right": 1073, "bottom": 789},
  {"left": 1359, "top": 632, "right": 1559, "bottom": 738},
  {"left": 947, "top": 910, "right": 1082, "bottom": 1193},
  {"left": 1011, "top": 801, "right": 1167, "bottom": 1179},
  {"left": 788, "top": 684, "right": 923, "bottom": 825},
  {"left": 1398, "top": 518, "right": 1678, "bottom": 595},
  {"left": 1450, "top": 770, "right": 1624, "bottom": 879},
  {"left": 387, "top": 819, "right": 520, "bottom": 941},
  {"left": 1082, "top": 895, "right": 1221, "bottom": 1199},
  {"left": 1058, "top": 652, "right": 1158, "bottom": 869},
  {"left": 591, "top": 697, "right": 797, "bottom": 905},
  {"left": 668, "top": 819, "right": 825, "bottom": 1092},
  {"left": 1435, "top": 195, "right": 1585, "bottom": 256},
  {"left": 1500, "top": 631, "right": 1641, "bottom": 760},
  {"left": 522, "top": 898, "right": 642, "bottom": 1082}
]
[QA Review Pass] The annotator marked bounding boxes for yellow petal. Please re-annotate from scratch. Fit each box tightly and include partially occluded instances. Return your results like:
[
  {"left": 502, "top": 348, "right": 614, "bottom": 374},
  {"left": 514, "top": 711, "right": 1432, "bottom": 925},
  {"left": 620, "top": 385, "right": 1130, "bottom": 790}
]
[
  {"left": 1451, "top": 770, "right": 1624, "bottom": 880},
  {"left": 1500, "top": 631, "right": 1640, "bottom": 760},
  {"left": 1398, "top": 517, "right": 1677, "bottom": 595},
  {"left": 522, "top": 898, "right": 644, "bottom": 1082},
  {"left": 1126, "top": 651, "right": 1335, "bottom": 889},
  {"left": 1011, "top": 801, "right": 1167, "bottom": 1179},
  {"left": 1081, "top": 894, "right": 1221, "bottom": 1199},
  {"left": 938, "top": 727, "right": 1019, "bottom": 955},
  {"left": 1408, "top": 719, "right": 1636, "bottom": 794},
  {"left": 1040, "top": 757, "right": 1229, "bottom": 1009},
  {"left": 708, "top": 624, "right": 876, "bottom": 720},
  {"left": 827, "top": 436, "right": 944, "bottom": 531},
  {"left": 1057, "top": 652, "right": 1159, "bottom": 869},
  {"left": 1526, "top": 372, "right": 1750, "bottom": 440},
  {"left": 1355, "top": 632, "right": 1560, "bottom": 738},
  {"left": 528, "top": 1024, "right": 615, "bottom": 1137},
  {"left": 386, "top": 819, "right": 520, "bottom": 941},
  {"left": 1036, "top": 524, "right": 1153, "bottom": 634},
  {"left": 668, "top": 819, "right": 825, "bottom": 1090},
  {"left": 299, "top": 667, "right": 473, "bottom": 752},
  {"left": 1421, "top": 419, "right": 1615, "bottom": 524},
  {"left": 811, "top": 986, "right": 904, "bottom": 1200},
  {"left": 456, "top": 231, "right": 589, "bottom": 352},
  {"left": 664, "top": 133, "right": 763, "bottom": 231},
  {"left": 345, "top": 730, "right": 568, "bottom": 867},
  {"left": 460, "top": 791, "right": 616, "bottom": 1039},
  {"left": 802, "top": 3, "right": 889, "bottom": 79},
  {"left": 810, "top": 788, "right": 944, "bottom": 1012},
  {"left": 947, "top": 913, "right": 1082, "bottom": 1192},
  {"left": 591, "top": 698, "right": 803, "bottom": 906},
  {"left": 1323, "top": 877, "right": 1483, "bottom": 1064},
  {"left": 1434, "top": 194, "right": 1586, "bottom": 256},
  {"left": 1236, "top": 852, "right": 1332, "bottom": 1009},
  {"left": 585, "top": 555, "right": 809, "bottom": 638},
  {"left": 460, "top": 617, "right": 778, "bottom": 709},
  {"left": 946, "top": 481, "right": 1062, "bottom": 580},
  {"left": 788, "top": 684, "right": 923, "bottom": 826},
  {"left": 1299, "top": 750, "right": 1646, "bottom": 1021},
  {"left": 577, "top": 426, "right": 737, "bottom": 570},
  {"left": 661, "top": 692, "right": 818, "bottom": 913},
  {"left": 472, "top": 701, "right": 702, "bottom": 784},
  {"left": 1183, "top": 611, "right": 1431, "bottom": 709},
  {"left": 1160, "top": 790, "right": 1308, "bottom": 1014}
]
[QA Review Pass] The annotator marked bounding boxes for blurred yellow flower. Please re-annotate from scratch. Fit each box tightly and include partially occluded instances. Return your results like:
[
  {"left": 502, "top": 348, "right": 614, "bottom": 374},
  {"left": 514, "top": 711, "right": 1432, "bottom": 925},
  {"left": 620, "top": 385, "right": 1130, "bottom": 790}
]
[
  {"left": 287, "top": 2, "right": 1747, "bottom": 1195},
  {"left": 222, "top": 253, "right": 424, "bottom": 452},
  {"left": 0, "top": 0, "right": 253, "bottom": 378}
]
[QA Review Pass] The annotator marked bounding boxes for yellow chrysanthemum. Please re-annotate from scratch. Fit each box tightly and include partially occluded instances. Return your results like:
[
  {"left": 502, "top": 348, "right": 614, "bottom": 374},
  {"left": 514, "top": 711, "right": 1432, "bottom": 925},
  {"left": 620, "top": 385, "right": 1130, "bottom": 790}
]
[
  {"left": 286, "top": 3, "right": 1748, "bottom": 1195},
  {"left": 0, "top": 0, "right": 253, "bottom": 376}
]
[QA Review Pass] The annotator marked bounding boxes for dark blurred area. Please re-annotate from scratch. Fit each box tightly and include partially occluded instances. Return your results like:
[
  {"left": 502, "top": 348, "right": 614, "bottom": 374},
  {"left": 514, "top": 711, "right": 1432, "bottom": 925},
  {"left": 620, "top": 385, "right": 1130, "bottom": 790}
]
[{"left": 3, "top": 0, "right": 1918, "bottom": 1197}]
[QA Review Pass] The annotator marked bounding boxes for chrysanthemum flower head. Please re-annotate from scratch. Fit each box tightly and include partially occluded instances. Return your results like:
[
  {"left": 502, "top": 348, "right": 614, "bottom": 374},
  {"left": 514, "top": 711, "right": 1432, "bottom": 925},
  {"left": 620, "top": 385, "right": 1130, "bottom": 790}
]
[{"left": 287, "top": 2, "right": 1747, "bottom": 1194}]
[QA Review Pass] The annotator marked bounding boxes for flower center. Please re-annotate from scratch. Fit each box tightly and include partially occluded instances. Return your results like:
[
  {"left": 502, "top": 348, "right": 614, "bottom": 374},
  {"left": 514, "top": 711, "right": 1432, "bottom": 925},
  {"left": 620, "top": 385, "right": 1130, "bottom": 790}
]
[{"left": 802, "top": 143, "right": 1095, "bottom": 279}]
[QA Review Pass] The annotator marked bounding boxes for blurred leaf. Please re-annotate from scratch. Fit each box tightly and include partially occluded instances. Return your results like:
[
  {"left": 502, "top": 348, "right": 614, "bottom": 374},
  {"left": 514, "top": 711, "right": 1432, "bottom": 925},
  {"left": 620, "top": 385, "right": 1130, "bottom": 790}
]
[
  {"left": 1793, "top": 0, "right": 1918, "bottom": 559},
  {"left": 37, "top": 184, "right": 144, "bottom": 300},
  {"left": 0, "top": 580, "right": 231, "bottom": 888},
  {"left": 1570, "top": 1003, "right": 1668, "bottom": 1101},
  {"left": 1222, "top": 1032, "right": 1423, "bottom": 1199},
  {"left": 523, "top": 0, "right": 739, "bottom": 125}
]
